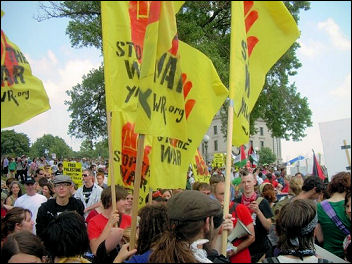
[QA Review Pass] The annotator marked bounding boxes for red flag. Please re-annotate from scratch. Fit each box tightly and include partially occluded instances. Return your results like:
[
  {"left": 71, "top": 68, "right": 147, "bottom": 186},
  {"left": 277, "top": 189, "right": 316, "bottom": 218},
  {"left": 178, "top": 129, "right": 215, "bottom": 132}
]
[{"left": 312, "top": 151, "right": 326, "bottom": 181}]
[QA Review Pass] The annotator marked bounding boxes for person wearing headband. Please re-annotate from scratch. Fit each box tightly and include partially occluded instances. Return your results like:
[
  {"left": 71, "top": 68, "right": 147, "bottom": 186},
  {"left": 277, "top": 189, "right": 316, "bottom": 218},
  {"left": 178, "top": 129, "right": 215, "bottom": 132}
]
[{"left": 262, "top": 199, "right": 331, "bottom": 263}]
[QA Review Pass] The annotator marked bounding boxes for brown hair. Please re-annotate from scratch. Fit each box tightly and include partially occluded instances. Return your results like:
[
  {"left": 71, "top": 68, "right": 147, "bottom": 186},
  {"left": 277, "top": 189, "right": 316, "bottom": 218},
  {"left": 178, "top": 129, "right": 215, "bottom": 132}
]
[
  {"left": 2, "top": 231, "right": 45, "bottom": 263},
  {"left": 327, "top": 171, "right": 350, "bottom": 195},
  {"left": 276, "top": 199, "right": 316, "bottom": 251},
  {"left": 101, "top": 185, "right": 128, "bottom": 209},
  {"left": 137, "top": 204, "right": 168, "bottom": 255},
  {"left": 148, "top": 219, "right": 205, "bottom": 262},
  {"left": 262, "top": 184, "right": 276, "bottom": 203},
  {"left": 1, "top": 207, "right": 32, "bottom": 240}
]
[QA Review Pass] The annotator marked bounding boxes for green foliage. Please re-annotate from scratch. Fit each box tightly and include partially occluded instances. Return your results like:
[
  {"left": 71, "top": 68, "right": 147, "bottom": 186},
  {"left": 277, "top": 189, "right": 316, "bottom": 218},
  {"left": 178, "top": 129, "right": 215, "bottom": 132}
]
[
  {"left": 37, "top": 1, "right": 312, "bottom": 143},
  {"left": 76, "top": 138, "right": 108, "bottom": 159},
  {"left": 258, "top": 147, "right": 277, "bottom": 165},
  {"left": 30, "top": 134, "right": 73, "bottom": 159},
  {"left": 1, "top": 130, "right": 30, "bottom": 157}
]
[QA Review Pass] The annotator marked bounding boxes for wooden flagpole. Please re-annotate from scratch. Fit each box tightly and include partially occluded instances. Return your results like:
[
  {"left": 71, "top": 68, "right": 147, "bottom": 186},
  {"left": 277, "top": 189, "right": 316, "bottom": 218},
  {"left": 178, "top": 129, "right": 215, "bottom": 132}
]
[
  {"left": 129, "top": 134, "right": 145, "bottom": 250},
  {"left": 222, "top": 99, "right": 234, "bottom": 255},
  {"left": 106, "top": 112, "right": 116, "bottom": 213},
  {"left": 343, "top": 140, "right": 351, "bottom": 169},
  {"left": 148, "top": 188, "right": 153, "bottom": 205}
]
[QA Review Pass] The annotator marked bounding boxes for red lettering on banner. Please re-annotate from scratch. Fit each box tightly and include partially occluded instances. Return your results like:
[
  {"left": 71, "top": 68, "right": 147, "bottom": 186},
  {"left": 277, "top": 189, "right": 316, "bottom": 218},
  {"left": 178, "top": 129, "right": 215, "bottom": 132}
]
[{"left": 243, "top": 1, "right": 259, "bottom": 57}]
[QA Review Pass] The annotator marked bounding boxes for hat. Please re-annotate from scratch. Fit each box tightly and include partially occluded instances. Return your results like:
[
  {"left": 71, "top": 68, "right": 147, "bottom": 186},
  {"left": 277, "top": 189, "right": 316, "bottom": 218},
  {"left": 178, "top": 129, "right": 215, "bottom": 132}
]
[
  {"left": 167, "top": 190, "right": 222, "bottom": 222},
  {"left": 53, "top": 175, "right": 72, "bottom": 185},
  {"left": 24, "top": 177, "right": 36, "bottom": 185},
  {"left": 259, "top": 182, "right": 272, "bottom": 194}
]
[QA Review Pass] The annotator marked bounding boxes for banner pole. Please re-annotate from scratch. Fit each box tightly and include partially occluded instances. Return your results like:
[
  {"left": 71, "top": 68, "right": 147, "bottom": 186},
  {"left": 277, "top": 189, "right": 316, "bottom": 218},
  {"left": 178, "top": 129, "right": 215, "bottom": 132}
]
[
  {"left": 106, "top": 112, "right": 116, "bottom": 213},
  {"left": 222, "top": 99, "right": 234, "bottom": 255},
  {"left": 343, "top": 140, "right": 351, "bottom": 168},
  {"left": 148, "top": 188, "right": 153, "bottom": 205},
  {"left": 129, "top": 134, "right": 145, "bottom": 250}
]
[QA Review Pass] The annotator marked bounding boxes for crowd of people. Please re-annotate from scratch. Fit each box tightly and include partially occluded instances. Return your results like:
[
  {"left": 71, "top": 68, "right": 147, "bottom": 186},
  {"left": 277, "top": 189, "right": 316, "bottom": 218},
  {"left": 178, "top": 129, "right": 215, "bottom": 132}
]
[{"left": 0, "top": 154, "right": 351, "bottom": 263}]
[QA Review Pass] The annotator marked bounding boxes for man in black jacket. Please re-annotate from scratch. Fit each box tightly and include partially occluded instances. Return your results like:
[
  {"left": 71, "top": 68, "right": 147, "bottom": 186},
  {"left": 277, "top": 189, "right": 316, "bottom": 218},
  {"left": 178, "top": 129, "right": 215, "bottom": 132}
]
[{"left": 36, "top": 174, "right": 84, "bottom": 239}]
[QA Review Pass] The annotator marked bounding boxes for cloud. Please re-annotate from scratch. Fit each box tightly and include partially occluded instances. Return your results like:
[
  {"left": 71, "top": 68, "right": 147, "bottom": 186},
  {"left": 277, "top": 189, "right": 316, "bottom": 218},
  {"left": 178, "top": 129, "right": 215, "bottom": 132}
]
[
  {"left": 297, "top": 39, "right": 325, "bottom": 58},
  {"left": 330, "top": 73, "right": 351, "bottom": 97},
  {"left": 318, "top": 18, "right": 351, "bottom": 50}
]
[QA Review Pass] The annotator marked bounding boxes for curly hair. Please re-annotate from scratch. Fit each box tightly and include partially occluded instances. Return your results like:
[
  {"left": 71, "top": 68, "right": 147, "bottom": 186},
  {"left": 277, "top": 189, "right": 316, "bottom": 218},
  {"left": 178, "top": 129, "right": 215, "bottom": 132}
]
[
  {"left": 136, "top": 204, "right": 169, "bottom": 255},
  {"left": 327, "top": 171, "right": 351, "bottom": 195},
  {"left": 41, "top": 211, "right": 89, "bottom": 260}
]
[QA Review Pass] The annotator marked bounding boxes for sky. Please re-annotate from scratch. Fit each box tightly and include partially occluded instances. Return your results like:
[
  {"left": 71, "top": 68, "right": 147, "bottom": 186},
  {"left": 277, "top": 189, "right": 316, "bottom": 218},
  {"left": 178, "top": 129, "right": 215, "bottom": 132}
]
[{"left": 1, "top": 1, "right": 351, "bottom": 165}]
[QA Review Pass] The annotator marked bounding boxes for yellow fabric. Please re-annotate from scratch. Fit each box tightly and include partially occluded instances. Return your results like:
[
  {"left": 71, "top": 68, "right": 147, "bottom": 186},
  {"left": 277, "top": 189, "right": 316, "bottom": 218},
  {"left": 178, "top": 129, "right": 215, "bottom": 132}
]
[
  {"left": 134, "top": 1, "right": 187, "bottom": 139},
  {"left": 192, "top": 149, "right": 210, "bottom": 183},
  {"left": 56, "top": 256, "right": 91, "bottom": 263},
  {"left": 1, "top": 24, "right": 50, "bottom": 128},
  {"left": 102, "top": 3, "right": 227, "bottom": 192},
  {"left": 212, "top": 153, "right": 225, "bottom": 168},
  {"left": 230, "top": 1, "right": 300, "bottom": 146}
]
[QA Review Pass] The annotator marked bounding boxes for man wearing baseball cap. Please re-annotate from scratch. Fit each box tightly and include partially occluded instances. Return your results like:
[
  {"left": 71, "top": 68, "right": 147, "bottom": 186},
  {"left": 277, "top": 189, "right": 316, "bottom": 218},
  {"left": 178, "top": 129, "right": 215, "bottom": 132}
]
[
  {"left": 36, "top": 175, "right": 84, "bottom": 240},
  {"left": 14, "top": 177, "right": 47, "bottom": 234}
]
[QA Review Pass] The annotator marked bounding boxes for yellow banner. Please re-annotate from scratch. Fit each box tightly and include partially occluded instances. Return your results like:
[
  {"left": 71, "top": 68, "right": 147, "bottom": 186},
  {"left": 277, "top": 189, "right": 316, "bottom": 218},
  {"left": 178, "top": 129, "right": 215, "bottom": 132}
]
[
  {"left": 192, "top": 149, "right": 210, "bottom": 183},
  {"left": 102, "top": 3, "right": 228, "bottom": 192},
  {"left": 230, "top": 1, "right": 300, "bottom": 146},
  {"left": 212, "top": 153, "right": 225, "bottom": 168},
  {"left": 1, "top": 23, "right": 50, "bottom": 128},
  {"left": 63, "top": 161, "right": 83, "bottom": 188}
]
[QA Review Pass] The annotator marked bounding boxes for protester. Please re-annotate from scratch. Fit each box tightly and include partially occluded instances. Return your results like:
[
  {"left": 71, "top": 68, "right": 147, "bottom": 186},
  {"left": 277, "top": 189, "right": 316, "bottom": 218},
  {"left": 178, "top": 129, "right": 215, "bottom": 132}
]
[
  {"left": 87, "top": 185, "right": 130, "bottom": 255},
  {"left": 160, "top": 189, "right": 172, "bottom": 200},
  {"left": 40, "top": 182, "right": 55, "bottom": 199},
  {"left": 125, "top": 191, "right": 133, "bottom": 216},
  {"left": 1, "top": 191, "right": 9, "bottom": 218},
  {"left": 96, "top": 172, "right": 108, "bottom": 189},
  {"left": 193, "top": 182, "right": 212, "bottom": 195},
  {"left": 133, "top": 190, "right": 232, "bottom": 262},
  {"left": 54, "top": 162, "right": 64, "bottom": 175},
  {"left": 5, "top": 181, "right": 22, "bottom": 208},
  {"left": 13, "top": 177, "right": 47, "bottom": 234},
  {"left": 75, "top": 169, "right": 103, "bottom": 219},
  {"left": 315, "top": 171, "right": 351, "bottom": 259},
  {"left": 228, "top": 197, "right": 255, "bottom": 263},
  {"left": 260, "top": 182, "right": 277, "bottom": 208},
  {"left": 262, "top": 199, "right": 331, "bottom": 263},
  {"left": 292, "top": 175, "right": 325, "bottom": 202},
  {"left": 234, "top": 171, "right": 273, "bottom": 262},
  {"left": 1, "top": 207, "right": 34, "bottom": 247},
  {"left": 41, "top": 211, "right": 91, "bottom": 263},
  {"left": 2, "top": 231, "right": 46, "bottom": 263},
  {"left": 36, "top": 175, "right": 85, "bottom": 239}
]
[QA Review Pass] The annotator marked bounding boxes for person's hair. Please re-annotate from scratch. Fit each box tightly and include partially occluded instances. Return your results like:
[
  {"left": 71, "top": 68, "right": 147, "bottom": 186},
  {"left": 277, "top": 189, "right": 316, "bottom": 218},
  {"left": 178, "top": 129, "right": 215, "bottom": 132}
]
[
  {"left": 289, "top": 175, "right": 304, "bottom": 196},
  {"left": 38, "top": 177, "right": 49, "bottom": 187},
  {"left": 137, "top": 204, "right": 169, "bottom": 255},
  {"left": 327, "top": 171, "right": 351, "bottom": 195},
  {"left": 302, "top": 176, "right": 325, "bottom": 193},
  {"left": 6, "top": 177, "right": 17, "bottom": 188},
  {"left": 262, "top": 184, "right": 276, "bottom": 203},
  {"left": 101, "top": 185, "right": 128, "bottom": 209},
  {"left": 8, "top": 181, "right": 22, "bottom": 198},
  {"left": 96, "top": 171, "right": 105, "bottom": 178},
  {"left": 35, "top": 168, "right": 44, "bottom": 175},
  {"left": 1, "top": 207, "right": 32, "bottom": 240},
  {"left": 41, "top": 211, "right": 89, "bottom": 260},
  {"left": 148, "top": 218, "right": 206, "bottom": 262},
  {"left": 192, "top": 181, "right": 201, "bottom": 190},
  {"left": 160, "top": 189, "right": 172, "bottom": 197},
  {"left": 210, "top": 174, "right": 225, "bottom": 194},
  {"left": 97, "top": 168, "right": 105, "bottom": 173},
  {"left": 41, "top": 182, "right": 55, "bottom": 196},
  {"left": 1, "top": 231, "right": 46, "bottom": 263},
  {"left": 82, "top": 168, "right": 93, "bottom": 177},
  {"left": 197, "top": 182, "right": 211, "bottom": 192},
  {"left": 276, "top": 199, "right": 316, "bottom": 252}
]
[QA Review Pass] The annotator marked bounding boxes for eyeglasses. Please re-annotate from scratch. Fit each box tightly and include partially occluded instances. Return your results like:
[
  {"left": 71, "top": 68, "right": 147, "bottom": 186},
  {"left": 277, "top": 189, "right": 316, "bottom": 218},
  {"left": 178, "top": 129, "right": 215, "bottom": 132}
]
[
  {"left": 54, "top": 183, "right": 71, "bottom": 188},
  {"left": 82, "top": 174, "right": 89, "bottom": 177}
]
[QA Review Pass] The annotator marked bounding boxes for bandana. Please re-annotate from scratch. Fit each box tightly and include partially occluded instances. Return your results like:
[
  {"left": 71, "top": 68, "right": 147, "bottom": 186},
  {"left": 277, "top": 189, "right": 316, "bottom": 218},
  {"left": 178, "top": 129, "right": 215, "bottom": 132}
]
[{"left": 241, "top": 192, "right": 257, "bottom": 212}]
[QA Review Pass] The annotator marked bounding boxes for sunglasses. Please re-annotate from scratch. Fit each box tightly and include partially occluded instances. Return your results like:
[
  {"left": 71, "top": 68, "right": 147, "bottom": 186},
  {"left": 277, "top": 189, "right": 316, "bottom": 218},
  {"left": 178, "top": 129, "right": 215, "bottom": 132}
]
[{"left": 82, "top": 174, "right": 89, "bottom": 177}]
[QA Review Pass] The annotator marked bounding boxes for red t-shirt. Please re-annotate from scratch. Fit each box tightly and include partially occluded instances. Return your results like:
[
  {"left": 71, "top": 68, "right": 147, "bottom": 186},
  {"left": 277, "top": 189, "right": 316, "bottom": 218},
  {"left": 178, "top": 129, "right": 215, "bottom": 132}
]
[
  {"left": 281, "top": 183, "right": 289, "bottom": 193},
  {"left": 264, "top": 179, "right": 278, "bottom": 188},
  {"left": 229, "top": 201, "right": 253, "bottom": 263},
  {"left": 87, "top": 213, "right": 132, "bottom": 240}
]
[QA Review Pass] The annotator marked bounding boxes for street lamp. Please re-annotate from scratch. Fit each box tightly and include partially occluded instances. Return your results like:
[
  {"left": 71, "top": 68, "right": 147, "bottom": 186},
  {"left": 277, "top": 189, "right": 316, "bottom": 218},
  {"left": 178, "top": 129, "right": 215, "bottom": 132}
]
[{"left": 203, "top": 134, "right": 210, "bottom": 164}]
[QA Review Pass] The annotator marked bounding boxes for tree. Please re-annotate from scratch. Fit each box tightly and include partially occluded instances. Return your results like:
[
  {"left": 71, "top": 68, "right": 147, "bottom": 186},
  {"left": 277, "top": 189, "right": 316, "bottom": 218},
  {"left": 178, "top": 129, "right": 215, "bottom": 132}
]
[
  {"left": 30, "top": 134, "right": 73, "bottom": 159},
  {"left": 258, "top": 147, "right": 277, "bottom": 165},
  {"left": 37, "top": 1, "right": 312, "bottom": 143},
  {"left": 1, "top": 130, "right": 30, "bottom": 157}
]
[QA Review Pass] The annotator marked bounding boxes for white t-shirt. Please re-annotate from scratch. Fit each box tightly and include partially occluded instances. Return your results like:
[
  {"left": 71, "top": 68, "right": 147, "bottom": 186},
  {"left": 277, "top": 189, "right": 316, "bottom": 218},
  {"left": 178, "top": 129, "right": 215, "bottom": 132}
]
[{"left": 14, "top": 193, "right": 47, "bottom": 234}]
